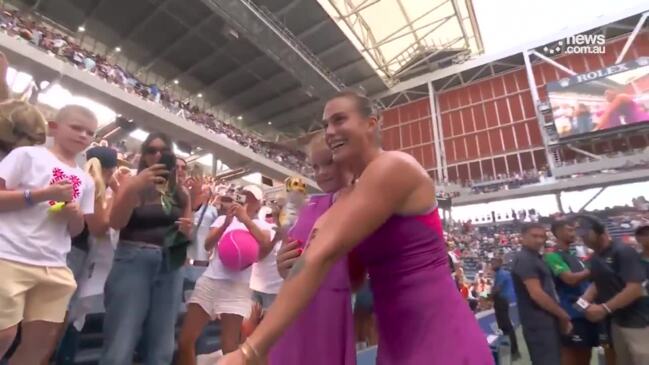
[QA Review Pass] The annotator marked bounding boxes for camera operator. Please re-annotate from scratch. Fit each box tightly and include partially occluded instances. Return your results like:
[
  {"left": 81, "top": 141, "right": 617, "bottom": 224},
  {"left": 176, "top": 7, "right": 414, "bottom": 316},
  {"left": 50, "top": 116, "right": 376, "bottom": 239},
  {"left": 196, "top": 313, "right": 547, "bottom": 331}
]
[{"left": 574, "top": 215, "right": 649, "bottom": 365}]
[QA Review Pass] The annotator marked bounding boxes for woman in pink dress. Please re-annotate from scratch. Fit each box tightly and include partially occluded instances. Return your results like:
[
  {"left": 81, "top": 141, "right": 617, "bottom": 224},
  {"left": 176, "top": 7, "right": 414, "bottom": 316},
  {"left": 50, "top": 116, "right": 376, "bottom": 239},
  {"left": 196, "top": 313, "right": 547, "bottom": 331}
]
[
  {"left": 220, "top": 90, "right": 492, "bottom": 365},
  {"left": 268, "top": 133, "right": 356, "bottom": 365}
]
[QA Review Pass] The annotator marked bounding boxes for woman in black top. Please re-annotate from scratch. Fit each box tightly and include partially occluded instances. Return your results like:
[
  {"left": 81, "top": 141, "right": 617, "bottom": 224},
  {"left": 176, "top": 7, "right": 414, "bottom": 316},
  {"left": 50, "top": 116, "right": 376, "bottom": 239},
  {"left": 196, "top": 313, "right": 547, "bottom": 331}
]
[{"left": 100, "top": 132, "right": 192, "bottom": 365}]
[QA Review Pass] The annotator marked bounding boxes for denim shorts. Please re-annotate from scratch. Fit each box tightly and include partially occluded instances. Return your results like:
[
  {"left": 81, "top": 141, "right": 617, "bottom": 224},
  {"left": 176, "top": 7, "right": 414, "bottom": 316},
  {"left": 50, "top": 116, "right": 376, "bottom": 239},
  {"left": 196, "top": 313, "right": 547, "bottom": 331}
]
[{"left": 252, "top": 290, "right": 277, "bottom": 310}]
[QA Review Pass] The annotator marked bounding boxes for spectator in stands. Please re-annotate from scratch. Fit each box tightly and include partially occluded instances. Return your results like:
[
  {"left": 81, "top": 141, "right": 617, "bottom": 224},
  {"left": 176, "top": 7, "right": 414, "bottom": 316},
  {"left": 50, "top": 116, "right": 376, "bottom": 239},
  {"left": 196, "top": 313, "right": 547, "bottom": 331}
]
[
  {"left": 511, "top": 223, "right": 572, "bottom": 365},
  {"left": 636, "top": 226, "right": 649, "bottom": 282},
  {"left": 177, "top": 185, "right": 274, "bottom": 364},
  {"left": 54, "top": 146, "right": 123, "bottom": 364},
  {"left": 185, "top": 170, "right": 219, "bottom": 284},
  {"left": 0, "top": 53, "right": 10, "bottom": 102},
  {"left": 0, "top": 105, "right": 97, "bottom": 364},
  {"left": 456, "top": 268, "right": 470, "bottom": 299},
  {"left": 0, "top": 100, "right": 47, "bottom": 160},
  {"left": 544, "top": 220, "right": 597, "bottom": 365},
  {"left": 490, "top": 257, "right": 520, "bottom": 359},
  {"left": 176, "top": 157, "right": 188, "bottom": 186},
  {"left": 100, "top": 132, "right": 192, "bottom": 365},
  {"left": 250, "top": 210, "right": 282, "bottom": 314},
  {"left": 575, "top": 215, "right": 649, "bottom": 365}
]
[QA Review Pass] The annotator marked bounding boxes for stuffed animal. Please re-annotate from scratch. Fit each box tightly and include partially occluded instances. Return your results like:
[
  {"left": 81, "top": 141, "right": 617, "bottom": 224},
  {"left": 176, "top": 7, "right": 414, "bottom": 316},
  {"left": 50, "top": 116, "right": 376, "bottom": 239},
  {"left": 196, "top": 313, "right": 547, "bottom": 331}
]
[{"left": 278, "top": 176, "right": 306, "bottom": 230}]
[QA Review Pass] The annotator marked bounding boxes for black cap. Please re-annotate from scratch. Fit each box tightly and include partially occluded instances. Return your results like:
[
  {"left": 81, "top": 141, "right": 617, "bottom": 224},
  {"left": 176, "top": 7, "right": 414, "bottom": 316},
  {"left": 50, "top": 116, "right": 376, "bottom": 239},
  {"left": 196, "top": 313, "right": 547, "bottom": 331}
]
[
  {"left": 635, "top": 225, "right": 649, "bottom": 236},
  {"left": 85, "top": 146, "right": 119, "bottom": 169}
]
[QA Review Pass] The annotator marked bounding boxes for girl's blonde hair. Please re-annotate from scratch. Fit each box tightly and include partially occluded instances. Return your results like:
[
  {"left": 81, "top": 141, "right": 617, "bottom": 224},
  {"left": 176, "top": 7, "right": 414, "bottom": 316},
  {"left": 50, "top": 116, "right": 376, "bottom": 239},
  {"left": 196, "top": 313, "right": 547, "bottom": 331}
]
[
  {"left": 0, "top": 100, "right": 47, "bottom": 153},
  {"left": 306, "top": 132, "right": 329, "bottom": 161},
  {"left": 85, "top": 157, "right": 106, "bottom": 204}
]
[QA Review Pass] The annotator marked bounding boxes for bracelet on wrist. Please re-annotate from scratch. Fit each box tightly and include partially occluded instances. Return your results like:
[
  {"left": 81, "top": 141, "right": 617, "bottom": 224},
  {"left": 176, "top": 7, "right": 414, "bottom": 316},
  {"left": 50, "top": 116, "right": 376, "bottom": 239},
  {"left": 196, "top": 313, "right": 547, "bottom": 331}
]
[
  {"left": 602, "top": 303, "right": 613, "bottom": 314},
  {"left": 23, "top": 190, "right": 34, "bottom": 206},
  {"left": 240, "top": 340, "right": 261, "bottom": 364}
]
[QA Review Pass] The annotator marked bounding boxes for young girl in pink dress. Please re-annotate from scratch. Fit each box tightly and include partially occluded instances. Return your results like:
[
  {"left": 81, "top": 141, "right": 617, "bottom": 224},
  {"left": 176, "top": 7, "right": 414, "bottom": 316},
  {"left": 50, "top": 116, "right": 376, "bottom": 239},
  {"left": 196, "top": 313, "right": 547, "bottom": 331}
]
[{"left": 269, "top": 134, "right": 356, "bottom": 365}]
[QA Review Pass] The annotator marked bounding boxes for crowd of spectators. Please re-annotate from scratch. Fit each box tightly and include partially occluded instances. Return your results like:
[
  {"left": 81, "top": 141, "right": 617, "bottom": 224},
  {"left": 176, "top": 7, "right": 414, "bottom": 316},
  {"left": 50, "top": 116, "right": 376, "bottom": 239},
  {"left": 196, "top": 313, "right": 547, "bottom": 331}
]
[
  {"left": 0, "top": 9, "right": 312, "bottom": 176},
  {"left": 3, "top": 8, "right": 648, "bottom": 195},
  {"left": 464, "top": 169, "right": 549, "bottom": 194},
  {"left": 446, "top": 201, "right": 649, "bottom": 315}
]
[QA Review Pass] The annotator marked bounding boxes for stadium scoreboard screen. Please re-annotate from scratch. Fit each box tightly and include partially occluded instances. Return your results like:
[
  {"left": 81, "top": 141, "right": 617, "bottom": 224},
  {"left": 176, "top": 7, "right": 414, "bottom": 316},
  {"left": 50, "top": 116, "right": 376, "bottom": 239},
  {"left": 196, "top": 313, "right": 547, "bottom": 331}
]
[{"left": 546, "top": 57, "right": 649, "bottom": 139}]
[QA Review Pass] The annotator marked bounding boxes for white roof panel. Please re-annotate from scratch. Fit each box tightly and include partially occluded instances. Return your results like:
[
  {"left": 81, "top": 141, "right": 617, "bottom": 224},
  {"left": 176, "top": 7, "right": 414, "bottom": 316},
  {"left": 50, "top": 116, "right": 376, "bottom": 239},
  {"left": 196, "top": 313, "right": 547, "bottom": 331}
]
[{"left": 318, "top": 0, "right": 482, "bottom": 84}]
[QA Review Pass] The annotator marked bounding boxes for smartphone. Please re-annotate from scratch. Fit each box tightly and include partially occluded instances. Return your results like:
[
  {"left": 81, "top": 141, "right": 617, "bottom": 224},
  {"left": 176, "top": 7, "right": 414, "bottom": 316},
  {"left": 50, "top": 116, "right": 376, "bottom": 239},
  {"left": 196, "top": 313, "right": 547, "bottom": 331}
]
[
  {"left": 158, "top": 152, "right": 177, "bottom": 173},
  {"left": 573, "top": 298, "right": 590, "bottom": 312},
  {"left": 235, "top": 193, "right": 247, "bottom": 205}
]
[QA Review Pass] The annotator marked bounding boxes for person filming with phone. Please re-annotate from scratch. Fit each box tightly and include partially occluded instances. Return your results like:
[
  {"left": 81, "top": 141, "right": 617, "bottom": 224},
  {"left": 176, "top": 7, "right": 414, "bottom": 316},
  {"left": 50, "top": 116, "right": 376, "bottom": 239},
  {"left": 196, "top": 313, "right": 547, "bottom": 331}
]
[
  {"left": 99, "top": 132, "right": 192, "bottom": 365},
  {"left": 177, "top": 185, "right": 275, "bottom": 365}
]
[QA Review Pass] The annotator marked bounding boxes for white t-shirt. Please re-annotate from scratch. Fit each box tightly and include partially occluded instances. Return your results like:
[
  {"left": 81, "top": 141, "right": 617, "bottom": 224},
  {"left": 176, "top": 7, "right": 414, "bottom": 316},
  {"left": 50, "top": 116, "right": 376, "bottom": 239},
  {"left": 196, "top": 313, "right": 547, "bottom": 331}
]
[
  {"left": 250, "top": 231, "right": 282, "bottom": 294},
  {"left": 203, "top": 216, "right": 275, "bottom": 284},
  {"left": 187, "top": 204, "right": 219, "bottom": 261},
  {"left": 0, "top": 146, "right": 95, "bottom": 267}
]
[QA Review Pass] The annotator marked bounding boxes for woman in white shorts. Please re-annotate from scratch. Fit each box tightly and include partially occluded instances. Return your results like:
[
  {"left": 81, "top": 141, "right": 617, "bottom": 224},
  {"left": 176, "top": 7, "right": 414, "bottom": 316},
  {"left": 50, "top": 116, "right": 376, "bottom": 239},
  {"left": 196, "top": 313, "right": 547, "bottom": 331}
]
[{"left": 177, "top": 185, "right": 274, "bottom": 365}]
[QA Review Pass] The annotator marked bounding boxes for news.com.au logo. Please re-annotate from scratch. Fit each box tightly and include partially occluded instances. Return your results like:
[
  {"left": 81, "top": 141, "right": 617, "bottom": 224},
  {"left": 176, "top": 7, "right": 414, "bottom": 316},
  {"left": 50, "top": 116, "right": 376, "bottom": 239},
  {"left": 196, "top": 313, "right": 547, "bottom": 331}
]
[{"left": 543, "top": 33, "right": 606, "bottom": 55}]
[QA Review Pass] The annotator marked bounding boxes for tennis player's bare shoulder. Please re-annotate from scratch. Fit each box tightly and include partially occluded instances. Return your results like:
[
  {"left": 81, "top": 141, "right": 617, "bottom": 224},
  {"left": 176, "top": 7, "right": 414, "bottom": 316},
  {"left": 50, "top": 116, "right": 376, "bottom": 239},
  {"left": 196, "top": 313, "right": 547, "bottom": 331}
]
[{"left": 368, "top": 151, "right": 430, "bottom": 180}]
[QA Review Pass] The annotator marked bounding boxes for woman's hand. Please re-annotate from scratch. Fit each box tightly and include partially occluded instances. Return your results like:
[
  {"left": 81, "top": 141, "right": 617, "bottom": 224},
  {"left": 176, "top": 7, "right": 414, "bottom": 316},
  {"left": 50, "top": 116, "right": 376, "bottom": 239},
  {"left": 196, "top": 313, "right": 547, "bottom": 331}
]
[
  {"left": 129, "top": 164, "right": 168, "bottom": 192},
  {"left": 176, "top": 217, "right": 193, "bottom": 236},
  {"left": 230, "top": 203, "right": 249, "bottom": 222},
  {"left": 109, "top": 167, "right": 131, "bottom": 193},
  {"left": 217, "top": 349, "right": 246, "bottom": 365},
  {"left": 276, "top": 239, "right": 302, "bottom": 279}
]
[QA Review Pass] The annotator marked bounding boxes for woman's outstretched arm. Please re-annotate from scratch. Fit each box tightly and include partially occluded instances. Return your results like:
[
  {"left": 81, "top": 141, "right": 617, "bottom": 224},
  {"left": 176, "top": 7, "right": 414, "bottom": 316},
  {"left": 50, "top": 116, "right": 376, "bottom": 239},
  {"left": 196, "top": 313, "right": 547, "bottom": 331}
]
[{"left": 222, "top": 153, "right": 427, "bottom": 363}]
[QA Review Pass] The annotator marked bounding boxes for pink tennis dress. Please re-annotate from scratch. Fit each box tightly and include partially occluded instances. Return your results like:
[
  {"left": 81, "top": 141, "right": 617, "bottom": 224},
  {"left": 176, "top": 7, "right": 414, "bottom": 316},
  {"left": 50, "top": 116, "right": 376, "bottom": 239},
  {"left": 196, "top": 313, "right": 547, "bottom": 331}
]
[
  {"left": 269, "top": 194, "right": 356, "bottom": 365},
  {"left": 353, "top": 207, "right": 493, "bottom": 365}
]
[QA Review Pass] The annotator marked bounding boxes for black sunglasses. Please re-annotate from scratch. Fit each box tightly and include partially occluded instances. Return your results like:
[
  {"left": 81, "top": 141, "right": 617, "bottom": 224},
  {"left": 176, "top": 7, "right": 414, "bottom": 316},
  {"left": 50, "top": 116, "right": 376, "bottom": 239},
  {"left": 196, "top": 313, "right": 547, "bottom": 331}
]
[{"left": 144, "top": 146, "right": 170, "bottom": 155}]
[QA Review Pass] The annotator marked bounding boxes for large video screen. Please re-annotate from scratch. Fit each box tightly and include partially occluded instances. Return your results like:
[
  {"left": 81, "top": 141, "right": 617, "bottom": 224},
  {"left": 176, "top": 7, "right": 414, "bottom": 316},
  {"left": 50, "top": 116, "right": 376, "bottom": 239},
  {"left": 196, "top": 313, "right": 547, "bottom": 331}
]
[{"left": 547, "top": 57, "right": 649, "bottom": 138}]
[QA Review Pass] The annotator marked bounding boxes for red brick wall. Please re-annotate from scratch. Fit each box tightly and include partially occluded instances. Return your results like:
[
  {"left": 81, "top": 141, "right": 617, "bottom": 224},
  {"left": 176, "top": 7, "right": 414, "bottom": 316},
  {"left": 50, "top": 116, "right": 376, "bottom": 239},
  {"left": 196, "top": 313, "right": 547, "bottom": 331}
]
[{"left": 380, "top": 32, "right": 649, "bottom": 184}]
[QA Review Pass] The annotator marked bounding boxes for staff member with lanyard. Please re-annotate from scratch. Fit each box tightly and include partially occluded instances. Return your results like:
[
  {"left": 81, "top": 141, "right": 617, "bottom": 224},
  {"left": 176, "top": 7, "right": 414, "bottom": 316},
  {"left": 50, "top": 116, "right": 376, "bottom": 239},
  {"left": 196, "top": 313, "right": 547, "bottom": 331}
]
[{"left": 574, "top": 215, "right": 649, "bottom": 365}]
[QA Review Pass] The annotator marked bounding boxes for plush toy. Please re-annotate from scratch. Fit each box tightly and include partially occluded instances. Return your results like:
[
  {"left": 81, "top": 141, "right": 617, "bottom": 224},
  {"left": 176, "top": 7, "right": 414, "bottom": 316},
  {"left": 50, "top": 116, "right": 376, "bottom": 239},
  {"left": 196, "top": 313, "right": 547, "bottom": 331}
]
[
  {"left": 48, "top": 201, "right": 66, "bottom": 213},
  {"left": 278, "top": 176, "right": 307, "bottom": 230}
]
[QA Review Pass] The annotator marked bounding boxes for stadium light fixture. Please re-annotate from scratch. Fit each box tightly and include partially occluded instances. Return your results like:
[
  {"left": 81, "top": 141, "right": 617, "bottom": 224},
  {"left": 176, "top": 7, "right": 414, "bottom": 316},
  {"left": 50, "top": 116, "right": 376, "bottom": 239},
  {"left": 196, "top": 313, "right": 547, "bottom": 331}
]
[
  {"left": 237, "top": 115, "right": 243, "bottom": 120},
  {"left": 267, "top": 121, "right": 272, "bottom": 125},
  {"left": 114, "top": 46, "right": 121, "bottom": 53},
  {"left": 173, "top": 79, "right": 179, "bottom": 85},
  {"left": 78, "top": 25, "right": 86, "bottom": 32},
  {"left": 197, "top": 93, "right": 203, "bottom": 98}
]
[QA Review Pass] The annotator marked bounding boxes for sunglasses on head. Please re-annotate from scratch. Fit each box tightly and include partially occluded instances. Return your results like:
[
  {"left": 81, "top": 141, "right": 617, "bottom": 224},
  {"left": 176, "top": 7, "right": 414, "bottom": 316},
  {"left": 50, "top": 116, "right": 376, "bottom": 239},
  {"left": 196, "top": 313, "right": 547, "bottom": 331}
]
[{"left": 144, "top": 146, "right": 170, "bottom": 155}]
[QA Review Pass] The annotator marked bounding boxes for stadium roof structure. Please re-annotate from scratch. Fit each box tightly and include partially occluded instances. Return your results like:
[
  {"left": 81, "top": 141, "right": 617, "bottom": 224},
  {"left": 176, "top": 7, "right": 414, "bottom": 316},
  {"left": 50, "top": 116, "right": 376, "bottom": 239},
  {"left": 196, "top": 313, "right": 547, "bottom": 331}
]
[
  {"left": 8, "top": 0, "right": 648, "bottom": 139},
  {"left": 8, "top": 0, "right": 482, "bottom": 136},
  {"left": 317, "top": 0, "right": 483, "bottom": 85}
]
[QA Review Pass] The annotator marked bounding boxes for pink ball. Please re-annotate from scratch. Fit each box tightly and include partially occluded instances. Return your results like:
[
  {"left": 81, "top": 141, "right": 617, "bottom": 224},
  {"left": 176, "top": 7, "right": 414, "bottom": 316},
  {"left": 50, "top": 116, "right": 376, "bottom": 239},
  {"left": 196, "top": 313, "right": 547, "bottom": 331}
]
[{"left": 218, "top": 229, "right": 259, "bottom": 271}]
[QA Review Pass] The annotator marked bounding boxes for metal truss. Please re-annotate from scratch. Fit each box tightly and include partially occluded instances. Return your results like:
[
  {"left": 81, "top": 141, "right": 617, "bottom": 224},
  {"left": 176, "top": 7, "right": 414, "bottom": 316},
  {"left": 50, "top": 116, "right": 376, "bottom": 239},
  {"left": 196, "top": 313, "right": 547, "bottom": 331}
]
[
  {"left": 243, "top": 0, "right": 347, "bottom": 91},
  {"left": 323, "top": 0, "right": 480, "bottom": 85}
]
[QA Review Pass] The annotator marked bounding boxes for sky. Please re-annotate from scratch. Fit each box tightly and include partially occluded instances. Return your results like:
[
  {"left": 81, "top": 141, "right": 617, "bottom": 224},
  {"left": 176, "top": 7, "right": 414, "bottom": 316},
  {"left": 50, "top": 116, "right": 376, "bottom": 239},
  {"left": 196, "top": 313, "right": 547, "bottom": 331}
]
[{"left": 473, "top": 0, "right": 648, "bottom": 55}]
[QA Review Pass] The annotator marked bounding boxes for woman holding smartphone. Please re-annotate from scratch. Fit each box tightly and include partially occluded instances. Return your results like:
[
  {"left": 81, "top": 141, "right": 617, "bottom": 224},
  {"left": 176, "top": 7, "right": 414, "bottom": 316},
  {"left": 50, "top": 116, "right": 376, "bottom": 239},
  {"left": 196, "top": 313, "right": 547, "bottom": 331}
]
[
  {"left": 177, "top": 185, "right": 275, "bottom": 365},
  {"left": 100, "top": 132, "right": 193, "bottom": 365}
]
